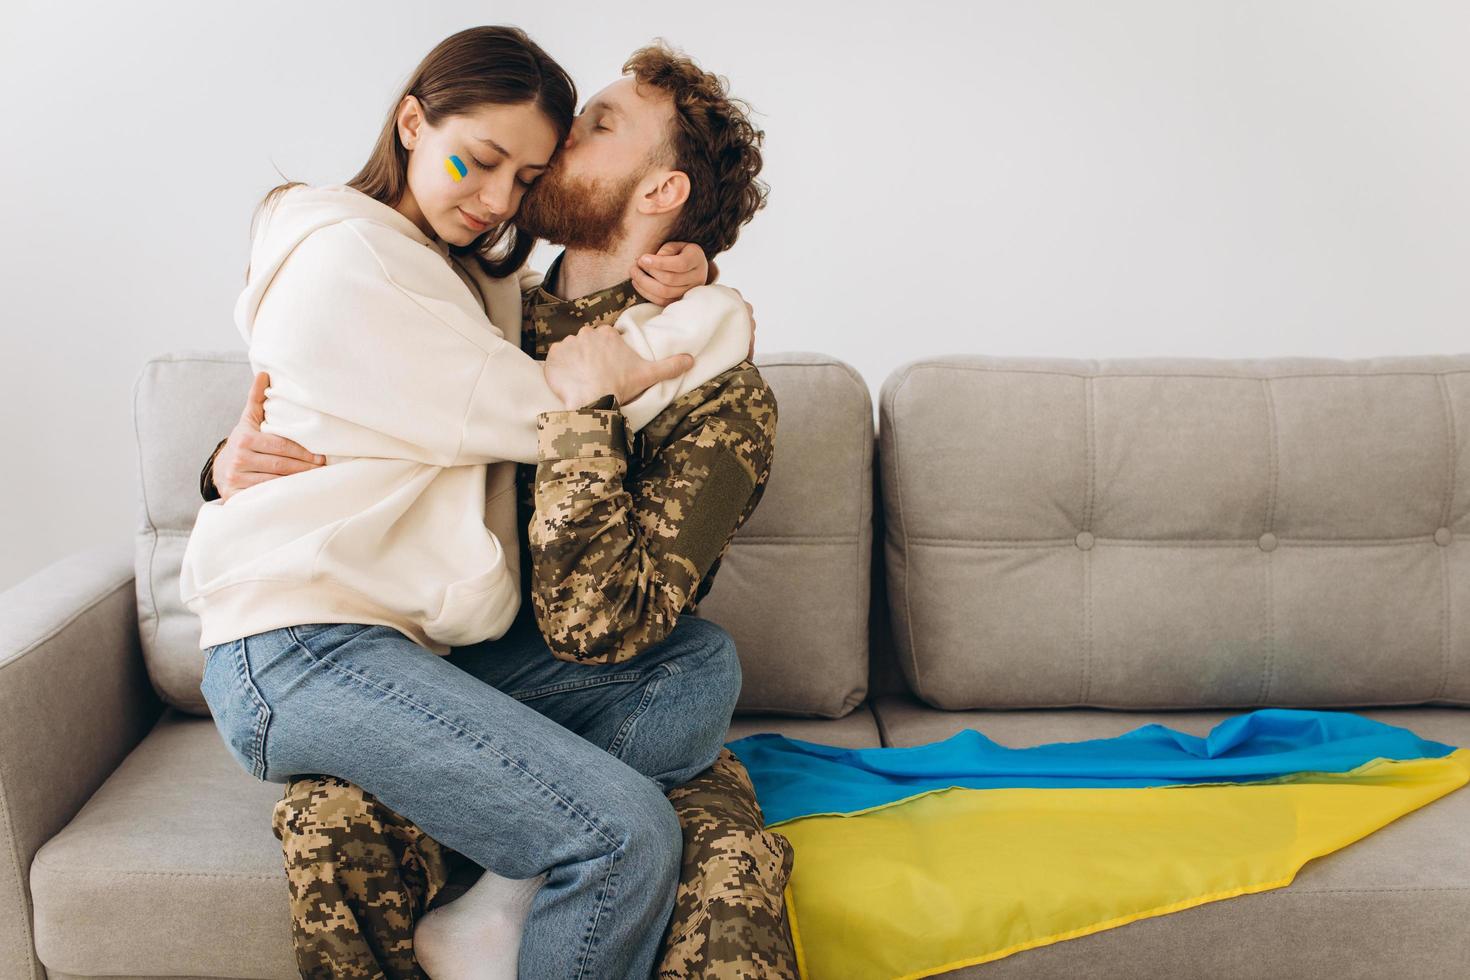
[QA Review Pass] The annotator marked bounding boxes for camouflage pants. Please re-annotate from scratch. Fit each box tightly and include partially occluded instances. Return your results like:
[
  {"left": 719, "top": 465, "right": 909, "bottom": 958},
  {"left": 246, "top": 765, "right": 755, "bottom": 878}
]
[{"left": 271, "top": 746, "right": 798, "bottom": 979}]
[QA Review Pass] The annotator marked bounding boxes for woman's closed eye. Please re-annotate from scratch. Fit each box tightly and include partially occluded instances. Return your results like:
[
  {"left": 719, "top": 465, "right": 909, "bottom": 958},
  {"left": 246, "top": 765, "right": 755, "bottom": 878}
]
[{"left": 473, "top": 156, "right": 535, "bottom": 187}]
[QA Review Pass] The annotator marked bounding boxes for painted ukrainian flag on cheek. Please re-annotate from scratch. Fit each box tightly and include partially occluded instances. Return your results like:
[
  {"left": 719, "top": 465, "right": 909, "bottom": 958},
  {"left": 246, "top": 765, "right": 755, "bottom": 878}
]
[{"left": 727, "top": 709, "right": 1469, "bottom": 980}]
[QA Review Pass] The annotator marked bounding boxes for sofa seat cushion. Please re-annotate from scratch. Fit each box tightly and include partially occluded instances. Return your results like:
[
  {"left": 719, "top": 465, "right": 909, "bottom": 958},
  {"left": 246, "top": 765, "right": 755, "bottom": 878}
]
[
  {"left": 29, "top": 705, "right": 880, "bottom": 978},
  {"left": 866, "top": 695, "right": 1470, "bottom": 979},
  {"left": 728, "top": 703, "right": 881, "bottom": 748},
  {"left": 29, "top": 711, "right": 299, "bottom": 978}
]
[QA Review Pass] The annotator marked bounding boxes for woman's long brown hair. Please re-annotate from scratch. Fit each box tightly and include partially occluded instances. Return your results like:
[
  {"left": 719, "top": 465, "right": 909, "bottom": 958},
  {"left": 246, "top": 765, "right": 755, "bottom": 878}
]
[{"left": 250, "top": 25, "right": 575, "bottom": 280}]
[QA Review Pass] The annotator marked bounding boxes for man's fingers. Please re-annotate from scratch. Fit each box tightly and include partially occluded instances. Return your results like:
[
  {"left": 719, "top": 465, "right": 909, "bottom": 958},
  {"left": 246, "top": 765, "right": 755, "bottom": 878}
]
[
  {"left": 242, "top": 372, "right": 270, "bottom": 427},
  {"left": 232, "top": 471, "right": 276, "bottom": 489},
  {"left": 241, "top": 451, "right": 319, "bottom": 478},
  {"left": 244, "top": 430, "right": 324, "bottom": 465}
]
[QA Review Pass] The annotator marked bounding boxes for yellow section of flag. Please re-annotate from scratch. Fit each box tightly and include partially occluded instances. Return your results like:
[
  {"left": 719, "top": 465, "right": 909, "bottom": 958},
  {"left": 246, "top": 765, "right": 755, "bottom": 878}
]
[{"left": 781, "top": 748, "right": 1470, "bottom": 979}]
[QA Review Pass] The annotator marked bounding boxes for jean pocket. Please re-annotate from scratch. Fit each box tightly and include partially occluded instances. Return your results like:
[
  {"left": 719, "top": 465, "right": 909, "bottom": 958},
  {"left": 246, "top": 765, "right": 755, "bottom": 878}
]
[
  {"left": 200, "top": 639, "right": 273, "bottom": 780},
  {"left": 286, "top": 622, "right": 375, "bottom": 648}
]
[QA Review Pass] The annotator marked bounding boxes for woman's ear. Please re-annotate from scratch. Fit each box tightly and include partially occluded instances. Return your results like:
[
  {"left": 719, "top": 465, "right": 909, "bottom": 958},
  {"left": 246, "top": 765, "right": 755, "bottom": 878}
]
[
  {"left": 396, "top": 95, "right": 425, "bottom": 151},
  {"left": 638, "top": 170, "right": 691, "bottom": 216}
]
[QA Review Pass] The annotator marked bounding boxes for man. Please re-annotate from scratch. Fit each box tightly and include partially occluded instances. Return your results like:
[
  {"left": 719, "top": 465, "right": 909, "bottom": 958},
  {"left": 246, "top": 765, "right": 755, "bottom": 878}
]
[{"left": 201, "top": 42, "right": 798, "bottom": 979}]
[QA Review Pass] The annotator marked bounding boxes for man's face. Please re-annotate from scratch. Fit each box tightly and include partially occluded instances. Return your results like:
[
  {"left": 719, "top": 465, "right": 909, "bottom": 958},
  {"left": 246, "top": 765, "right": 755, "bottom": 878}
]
[{"left": 516, "top": 76, "right": 677, "bottom": 250}]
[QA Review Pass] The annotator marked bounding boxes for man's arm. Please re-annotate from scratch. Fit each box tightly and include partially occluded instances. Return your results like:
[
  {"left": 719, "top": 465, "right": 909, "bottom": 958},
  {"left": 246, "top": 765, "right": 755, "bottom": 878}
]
[
  {"left": 528, "top": 363, "right": 777, "bottom": 665},
  {"left": 200, "top": 371, "right": 324, "bottom": 502}
]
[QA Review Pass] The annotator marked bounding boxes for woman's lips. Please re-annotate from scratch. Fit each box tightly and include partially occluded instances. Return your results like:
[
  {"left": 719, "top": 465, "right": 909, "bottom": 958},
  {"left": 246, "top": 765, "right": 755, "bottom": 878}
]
[{"left": 459, "top": 208, "right": 489, "bottom": 231}]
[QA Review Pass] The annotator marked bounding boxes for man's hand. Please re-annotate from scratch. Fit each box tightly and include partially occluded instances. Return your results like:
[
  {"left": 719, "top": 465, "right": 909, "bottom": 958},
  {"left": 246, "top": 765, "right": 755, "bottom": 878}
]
[
  {"left": 544, "top": 325, "right": 695, "bottom": 410},
  {"left": 213, "top": 372, "right": 325, "bottom": 501},
  {"left": 630, "top": 241, "right": 709, "bottom": 305}
]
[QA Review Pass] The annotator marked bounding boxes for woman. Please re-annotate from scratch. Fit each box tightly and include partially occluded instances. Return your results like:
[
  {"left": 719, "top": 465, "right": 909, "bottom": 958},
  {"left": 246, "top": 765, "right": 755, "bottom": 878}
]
[{"left": 182, "top": 25, "right": 753, "bottom": 978}]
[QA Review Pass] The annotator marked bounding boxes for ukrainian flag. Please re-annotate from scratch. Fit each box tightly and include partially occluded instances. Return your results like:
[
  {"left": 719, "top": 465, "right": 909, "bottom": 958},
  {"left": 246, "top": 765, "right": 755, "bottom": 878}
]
[{"left": 728, "top": 709, "right": 1469, "bottom": 979}]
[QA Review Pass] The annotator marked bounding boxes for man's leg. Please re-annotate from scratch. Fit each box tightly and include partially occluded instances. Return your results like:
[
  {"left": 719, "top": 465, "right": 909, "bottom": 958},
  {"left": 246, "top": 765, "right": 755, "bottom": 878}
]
[
  {"left": 273, "top": 754, "right": 798, "bottom": 980},
  {"left": 656, "top": 747, "right": 799, "bottom": 980},
  {"left": 271, "top": 774, "right": 454, "bottom": 980}
]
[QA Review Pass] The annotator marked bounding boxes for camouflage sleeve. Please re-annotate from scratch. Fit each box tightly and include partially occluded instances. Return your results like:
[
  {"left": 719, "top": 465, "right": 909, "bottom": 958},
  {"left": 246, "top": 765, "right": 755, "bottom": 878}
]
[
  {"left": 657, "top": 746, "right": 799, "bottom": 979},
  {"left": 529, "top": 364, "right": 777, "bottom": 665}
]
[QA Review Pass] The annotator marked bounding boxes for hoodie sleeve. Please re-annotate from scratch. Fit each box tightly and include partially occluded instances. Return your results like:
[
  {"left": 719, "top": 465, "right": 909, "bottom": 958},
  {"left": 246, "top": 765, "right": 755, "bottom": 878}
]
[
  {"left": 248, "top": 218, "right": 752, "bottom": 468},
  {"left": 596, "top": 284, "right": 754, "bottom": 432}
]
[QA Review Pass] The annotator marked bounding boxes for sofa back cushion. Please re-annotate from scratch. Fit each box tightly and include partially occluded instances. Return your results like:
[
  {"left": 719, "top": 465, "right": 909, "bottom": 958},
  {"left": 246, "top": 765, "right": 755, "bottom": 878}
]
[
  {"left": 133, "top": 353, "right": 256, "bottom": 715},
  {"left": 699, "top": 354, "right": 873, "bottom": 717},
  {"left": 879, "top": 355, "right": 1470, "bottom": 711},
  {"left": 133, "top": 350, "right": 871, "bottom": 718}
]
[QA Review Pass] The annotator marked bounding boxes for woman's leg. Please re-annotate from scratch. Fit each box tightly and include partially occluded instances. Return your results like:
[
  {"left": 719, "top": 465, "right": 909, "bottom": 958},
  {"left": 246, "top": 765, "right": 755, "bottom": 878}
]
[
  {"left": 201, "top": 623, "right": 682, "bottom": 980},
  {"left": 447, "top": 611, "right": 745, "bottom": 792}
]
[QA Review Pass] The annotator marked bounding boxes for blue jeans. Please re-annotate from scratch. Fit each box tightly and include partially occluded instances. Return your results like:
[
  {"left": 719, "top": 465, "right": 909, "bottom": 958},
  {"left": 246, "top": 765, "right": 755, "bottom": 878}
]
[{"left": 199, "top": 607, "right": 743, "bottom": 979}]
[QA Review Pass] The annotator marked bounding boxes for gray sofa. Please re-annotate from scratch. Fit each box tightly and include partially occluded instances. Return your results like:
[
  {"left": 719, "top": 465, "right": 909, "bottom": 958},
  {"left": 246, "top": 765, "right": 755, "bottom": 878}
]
[{"left": 4, "top": 350, "right": 1468, "bottom": 979}]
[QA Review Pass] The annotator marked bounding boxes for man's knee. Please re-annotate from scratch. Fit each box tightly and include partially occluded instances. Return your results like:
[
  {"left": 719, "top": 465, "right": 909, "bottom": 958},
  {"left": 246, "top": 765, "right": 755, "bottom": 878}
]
[
  {"left": 272, "top": 775, "right": 409, "bottom": 869},
  {"left": 273, "top": 775, "right": 373, "bottom": 844}
]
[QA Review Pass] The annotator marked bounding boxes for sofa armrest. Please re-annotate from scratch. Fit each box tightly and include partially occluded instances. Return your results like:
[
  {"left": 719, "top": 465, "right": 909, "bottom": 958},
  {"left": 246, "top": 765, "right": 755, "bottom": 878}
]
[{"left": 0, "top": 543, "right": 162, "bottom": 980}]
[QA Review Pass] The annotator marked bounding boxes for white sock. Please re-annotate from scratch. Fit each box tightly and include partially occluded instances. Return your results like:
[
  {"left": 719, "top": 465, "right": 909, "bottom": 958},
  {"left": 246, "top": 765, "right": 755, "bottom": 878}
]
[{"left": 413, "top": 867, "right": 547, "bottom": 980}]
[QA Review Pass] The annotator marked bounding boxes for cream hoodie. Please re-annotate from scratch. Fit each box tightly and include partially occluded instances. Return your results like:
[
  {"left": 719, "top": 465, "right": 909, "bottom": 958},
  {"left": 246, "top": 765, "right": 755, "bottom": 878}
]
[{"left": 179, "top": 184, "right": 751, "bottom": 654}]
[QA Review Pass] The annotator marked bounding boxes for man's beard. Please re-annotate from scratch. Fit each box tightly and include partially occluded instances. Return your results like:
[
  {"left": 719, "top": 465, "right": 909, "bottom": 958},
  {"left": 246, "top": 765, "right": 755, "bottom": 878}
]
[{"left": 516, "top": 167, "right": 641, "bottom": 251}]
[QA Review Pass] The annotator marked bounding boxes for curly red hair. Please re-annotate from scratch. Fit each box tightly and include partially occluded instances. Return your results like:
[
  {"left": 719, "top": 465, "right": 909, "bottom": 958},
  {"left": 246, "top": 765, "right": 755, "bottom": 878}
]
[{"left": 623, "top": 41, "right": 769, "bottom": 259}]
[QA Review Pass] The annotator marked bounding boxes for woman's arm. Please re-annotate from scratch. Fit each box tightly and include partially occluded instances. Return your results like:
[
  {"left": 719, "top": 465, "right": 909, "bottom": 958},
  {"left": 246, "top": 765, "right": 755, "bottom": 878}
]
[{"left": 242, "top": 220, "right": 747, "bottom": 471}]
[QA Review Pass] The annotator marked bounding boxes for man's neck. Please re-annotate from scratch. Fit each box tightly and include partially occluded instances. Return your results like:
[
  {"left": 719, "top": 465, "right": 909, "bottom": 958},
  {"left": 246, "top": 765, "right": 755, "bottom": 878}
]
[{"left": 551, "top": 230, "right": 664, "bottom": 301}]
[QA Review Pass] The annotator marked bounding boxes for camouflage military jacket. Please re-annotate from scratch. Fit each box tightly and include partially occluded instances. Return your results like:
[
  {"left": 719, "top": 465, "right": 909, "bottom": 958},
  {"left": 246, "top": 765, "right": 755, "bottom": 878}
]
[{"left": 517, "top": 254, "right": 778, "bottom": 665}]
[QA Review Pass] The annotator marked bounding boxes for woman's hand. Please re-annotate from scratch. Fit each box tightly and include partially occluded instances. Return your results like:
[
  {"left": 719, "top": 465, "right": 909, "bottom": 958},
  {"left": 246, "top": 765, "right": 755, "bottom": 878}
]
[
  {"left": 544, "top": 324, "right": 694, "bottom": 410},
  {"left": 630, "top": 241, "right": 709, "bottom": 305},
  {"left": 214, "top": 372, "right": 324, "bottom": 500}
]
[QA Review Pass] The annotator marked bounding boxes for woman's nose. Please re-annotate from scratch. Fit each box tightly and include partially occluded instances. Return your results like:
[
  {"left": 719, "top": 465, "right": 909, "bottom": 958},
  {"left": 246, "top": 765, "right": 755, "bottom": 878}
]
[{"left": 481, "top": 179, "right": 513, "bottom": 218}]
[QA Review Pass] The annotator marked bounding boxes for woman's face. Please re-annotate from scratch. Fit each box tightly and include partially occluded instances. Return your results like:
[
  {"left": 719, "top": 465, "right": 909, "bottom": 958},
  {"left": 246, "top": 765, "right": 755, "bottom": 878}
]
[{"left": 396, "top": 96, "right": 560, "bottom": 245}]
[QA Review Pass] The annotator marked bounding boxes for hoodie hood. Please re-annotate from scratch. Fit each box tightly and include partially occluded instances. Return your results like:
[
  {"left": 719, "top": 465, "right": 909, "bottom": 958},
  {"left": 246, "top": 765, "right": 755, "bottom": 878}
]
[{"left": 232, "top": 184, "right": 450, "bottom": 342}]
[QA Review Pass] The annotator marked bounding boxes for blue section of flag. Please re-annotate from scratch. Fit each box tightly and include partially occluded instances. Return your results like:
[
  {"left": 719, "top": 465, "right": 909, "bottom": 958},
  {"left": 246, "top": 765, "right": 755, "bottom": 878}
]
[{"left": 726, "top": 708, "right": 1460, "bottom": 827}]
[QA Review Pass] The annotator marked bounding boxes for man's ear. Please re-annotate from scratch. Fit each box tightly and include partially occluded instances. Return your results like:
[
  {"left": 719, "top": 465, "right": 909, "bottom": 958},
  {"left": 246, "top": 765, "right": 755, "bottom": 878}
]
[
  {"left": 638, "top": 170, "right": 690, "bottom": 216},
  {"left": 396, "top": 95, "right": 425, "bottom": 151}
]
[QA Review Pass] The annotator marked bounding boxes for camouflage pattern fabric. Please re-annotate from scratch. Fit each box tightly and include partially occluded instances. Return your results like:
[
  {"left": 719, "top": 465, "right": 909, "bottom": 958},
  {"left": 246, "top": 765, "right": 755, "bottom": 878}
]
[
  {"left": 273, "top": 748, "right": 797, "bottom": 979},
  {"left": 517, "top": 255, "right": 778, "bottom": 666},
  {"left": 272, "top": 774, "right": 452, "bottom": 979},
  {"left": 520, "top": 256, "right": 643, "bottom": 359},
  {"left": 657, "top": 747, "right": 798, "bottom": 979},
  {"left": 528, "top": 363, "right": 777, "bottom": 664}
]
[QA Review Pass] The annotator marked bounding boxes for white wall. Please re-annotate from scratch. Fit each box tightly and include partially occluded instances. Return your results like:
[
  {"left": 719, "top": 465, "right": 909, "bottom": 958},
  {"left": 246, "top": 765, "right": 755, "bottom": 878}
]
[{"left": 3, "top": 0, "right": 1468, "bottom": 590}]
